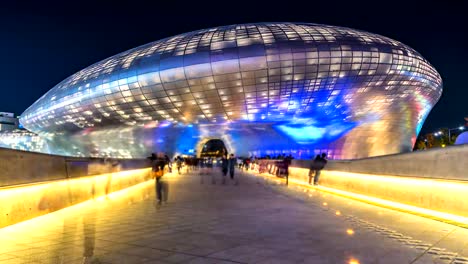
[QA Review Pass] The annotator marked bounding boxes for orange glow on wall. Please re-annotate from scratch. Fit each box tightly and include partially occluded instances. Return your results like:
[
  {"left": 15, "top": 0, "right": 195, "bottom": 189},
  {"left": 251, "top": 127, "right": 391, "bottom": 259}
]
[{"left": 0, "top": 168, "right": 151, "bottom": 228}]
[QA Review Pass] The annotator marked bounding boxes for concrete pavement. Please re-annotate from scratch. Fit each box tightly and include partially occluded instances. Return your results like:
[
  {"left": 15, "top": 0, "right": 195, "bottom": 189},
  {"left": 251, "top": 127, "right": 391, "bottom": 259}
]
[{"left": 1, "top": 169, "right": 468, "bottom": 264}]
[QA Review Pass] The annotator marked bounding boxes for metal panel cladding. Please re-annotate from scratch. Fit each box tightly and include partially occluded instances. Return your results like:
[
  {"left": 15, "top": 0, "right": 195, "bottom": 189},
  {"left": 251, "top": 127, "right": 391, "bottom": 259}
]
[{"left": 20, "top": 23, "right": 442, "bottom": 159}]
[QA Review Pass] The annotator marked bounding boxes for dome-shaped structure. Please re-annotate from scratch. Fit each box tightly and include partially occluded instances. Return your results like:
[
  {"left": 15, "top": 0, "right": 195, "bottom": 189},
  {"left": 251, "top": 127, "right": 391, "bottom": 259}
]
[
  {"left": 20, "top": 23, "right": 442, "bottom": 159},
  {"left": 455, "top": 132, "right": 468, "bottom": 145}
]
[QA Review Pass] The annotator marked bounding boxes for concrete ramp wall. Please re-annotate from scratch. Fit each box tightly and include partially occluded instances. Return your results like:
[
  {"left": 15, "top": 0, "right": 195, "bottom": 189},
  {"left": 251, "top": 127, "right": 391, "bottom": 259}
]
[
  {"left": 260, "top": 145, "right": 468, "bottom": 224},
  {"left": 0, "top": 147, "right": 151, "bottom": 187},
  {"left": 0, "top": 148, "right": 152, "bottom": 228},
  {"left": 291, "top": 144, "right": 468, "bottom": 180}
]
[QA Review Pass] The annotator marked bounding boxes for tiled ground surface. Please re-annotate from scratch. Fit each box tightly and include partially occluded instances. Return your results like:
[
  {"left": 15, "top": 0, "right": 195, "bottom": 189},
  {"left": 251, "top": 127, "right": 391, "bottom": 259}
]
[{"left": 1, "top": 169, "right": 468, "bottom": 264}]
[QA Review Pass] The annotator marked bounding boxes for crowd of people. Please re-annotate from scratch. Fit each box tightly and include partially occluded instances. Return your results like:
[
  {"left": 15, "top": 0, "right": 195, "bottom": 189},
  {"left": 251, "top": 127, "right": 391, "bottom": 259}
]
[
  {"left": 148, "top": 152, "right": 328, "bottom": 203},
  {"left": 148, "top": 153, "right": 244, "bottom": 203}
]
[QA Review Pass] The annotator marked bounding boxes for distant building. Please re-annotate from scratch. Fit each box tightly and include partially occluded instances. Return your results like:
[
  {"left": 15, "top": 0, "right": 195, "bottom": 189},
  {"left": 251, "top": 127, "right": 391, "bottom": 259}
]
[{"left": 0, "top": 112, "right": 19, "bottom": 131}]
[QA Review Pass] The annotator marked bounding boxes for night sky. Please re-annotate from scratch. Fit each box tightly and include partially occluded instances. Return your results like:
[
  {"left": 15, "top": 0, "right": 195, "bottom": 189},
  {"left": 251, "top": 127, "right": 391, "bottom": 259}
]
[{"left": 1, "top": 1, "right": 466, "bottom": 134}]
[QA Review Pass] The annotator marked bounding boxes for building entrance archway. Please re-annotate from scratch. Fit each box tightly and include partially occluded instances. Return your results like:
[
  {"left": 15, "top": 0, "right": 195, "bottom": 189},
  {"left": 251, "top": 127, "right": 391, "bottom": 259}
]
[{"left": 196, "top": 138, "right": 231, "bottom": 158}]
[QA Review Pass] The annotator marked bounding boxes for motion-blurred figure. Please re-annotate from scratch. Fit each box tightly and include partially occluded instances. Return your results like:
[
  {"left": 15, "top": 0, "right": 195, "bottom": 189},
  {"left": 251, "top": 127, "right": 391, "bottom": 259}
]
[
  {"left": 313, "top": 153, "right": 328, "bottom": 185},
  {"left": 221, "top": 154, "right": 229, "bottom": 184},
  {"left": 228, "top": 154, "right": 238, "bottom": 185},
  {"left": 149, "top": 153, "right": 169, "bottom": 203}
]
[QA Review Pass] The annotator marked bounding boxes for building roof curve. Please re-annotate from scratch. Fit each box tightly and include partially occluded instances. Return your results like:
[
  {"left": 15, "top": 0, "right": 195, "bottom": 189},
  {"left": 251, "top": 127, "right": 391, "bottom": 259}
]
[{"left": 21, "top": 22, "right": 443, "bottom": 135}]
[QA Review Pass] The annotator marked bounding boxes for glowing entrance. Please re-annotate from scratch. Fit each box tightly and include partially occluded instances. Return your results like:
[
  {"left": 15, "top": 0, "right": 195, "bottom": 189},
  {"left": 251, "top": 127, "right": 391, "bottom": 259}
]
[{"left": 196, "top": 139, "right": 227, "bottom": 157}]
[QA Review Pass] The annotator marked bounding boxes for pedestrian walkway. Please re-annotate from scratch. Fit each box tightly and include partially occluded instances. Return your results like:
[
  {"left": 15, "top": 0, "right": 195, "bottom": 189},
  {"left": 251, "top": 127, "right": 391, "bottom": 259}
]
[{"left": 1, "top": 170, "right": 468, "bottom": 264}]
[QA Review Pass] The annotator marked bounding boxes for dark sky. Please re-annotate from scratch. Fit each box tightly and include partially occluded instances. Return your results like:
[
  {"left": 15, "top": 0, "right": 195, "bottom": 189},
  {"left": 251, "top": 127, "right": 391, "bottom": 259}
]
[{"left": 1, "top": 0, "right": 466, "bottom": 134}]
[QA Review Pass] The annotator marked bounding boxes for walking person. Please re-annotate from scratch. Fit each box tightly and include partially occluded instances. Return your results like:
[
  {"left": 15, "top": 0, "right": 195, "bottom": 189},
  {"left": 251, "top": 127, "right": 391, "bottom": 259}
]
[
  {"left": 164, "top": 155, "right": 172, "bottom": 173},
  {"left": 206, "top": 157, "right": 213, "bottom": 173},
  {"left": 206, "top": 157, "right": 216, "bottom": 184},
  {"left": 185, "top": 158, "right": 192, "bottom": 173},
  {"left": 221, "top": 154, "right": 229, "bottom": 184},
  {"left": 199, "top": 158, "right": 206, "bottom": 184},
  {"left": 237, "top": 157, "right": 243, "bottom": 169},
  {"left": 313, "top": 153, "right": 328, "bottom": 185},
  {"left": 192, "top": 157, "right": 198, "bottom": 172},
  {"left": 150, "top": 153, "right": 169, "bottom": 204},
  {"left": 228, "top": 154, "right": 238, "bottom": 185},
  {"left": 175, "top": 156, "right": 183, "bottom": 175},
  {"left": 309, "top": 154, "right": 320, "bottom": 185}
]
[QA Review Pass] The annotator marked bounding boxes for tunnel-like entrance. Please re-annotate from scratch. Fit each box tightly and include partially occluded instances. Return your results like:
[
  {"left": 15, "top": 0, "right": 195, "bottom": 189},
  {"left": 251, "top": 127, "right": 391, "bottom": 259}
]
[{"left": 199, "top": 139, "right": 227, "bottom": 158}]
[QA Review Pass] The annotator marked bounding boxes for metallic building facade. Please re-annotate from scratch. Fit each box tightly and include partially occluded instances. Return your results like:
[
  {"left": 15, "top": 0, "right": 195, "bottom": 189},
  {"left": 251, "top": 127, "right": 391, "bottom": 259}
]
[
  {"left": 20, "top": 23, "right": 442, "bottom": 159},
  {"left": 0, "top": 129, "right": 50, "bottom": 154}
]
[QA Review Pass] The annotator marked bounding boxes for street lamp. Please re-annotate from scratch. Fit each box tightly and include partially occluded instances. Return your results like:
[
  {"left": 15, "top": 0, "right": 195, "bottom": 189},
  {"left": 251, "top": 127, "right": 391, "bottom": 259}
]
[
  {"left": 432, "top": 126, "right": 465, "bottom": 146},
  {"left": 447, "top": 126, "right": 465, "bottom": 144}
]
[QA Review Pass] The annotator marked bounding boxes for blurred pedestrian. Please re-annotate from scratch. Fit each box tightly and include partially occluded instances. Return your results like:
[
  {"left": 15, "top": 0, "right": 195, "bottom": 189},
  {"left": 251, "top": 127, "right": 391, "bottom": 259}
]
[
  {"left": 149, "top": 153, "right": 169, "bottom": 203},
  {"left": 199, "top": 158, "right": 206, "bottom": 184},
  {"left": 206, "top": 157, "right": 216, "bottom": 184},
  {"left": 228, "top": 154, "right": 238, "bottom": 185},
  {"left": 309, "top": 154, "right": 320, "bottom": 185},
  {"left": 313, "top": 153, "right": 328, "bottom": 185},
  {"left": 221, "top": 154, "right": 229, "bottom": 184},
  {"left": 175, "top": 156, "right": 183, "bottom": 175},
  {"left": 164, "top": 155, "right": 172, "bottom": 173}
]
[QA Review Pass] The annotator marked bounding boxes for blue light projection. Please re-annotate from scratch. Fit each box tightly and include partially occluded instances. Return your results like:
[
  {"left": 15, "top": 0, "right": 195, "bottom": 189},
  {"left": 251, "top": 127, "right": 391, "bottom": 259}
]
[
  {"left": 174, "top": 125, "right": 199, "bottom": 155},
  {"left": 272, "top": 80, "right": 358, "bottom": 146},
  {"left": 275, "top": 121, "right": 356, "bottom": 145}
]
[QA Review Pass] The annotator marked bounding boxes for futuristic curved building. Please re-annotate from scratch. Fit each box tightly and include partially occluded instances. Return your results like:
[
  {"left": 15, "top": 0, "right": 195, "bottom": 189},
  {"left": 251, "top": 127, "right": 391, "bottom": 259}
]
[{"left": 20, "top": 22, "right": 442, "bottom": 159}]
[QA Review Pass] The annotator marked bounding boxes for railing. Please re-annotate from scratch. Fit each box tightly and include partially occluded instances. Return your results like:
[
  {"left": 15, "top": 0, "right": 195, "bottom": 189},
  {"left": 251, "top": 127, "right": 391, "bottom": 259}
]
[{"left": 249, "top": 159, "right": 290, "bottom": 185}]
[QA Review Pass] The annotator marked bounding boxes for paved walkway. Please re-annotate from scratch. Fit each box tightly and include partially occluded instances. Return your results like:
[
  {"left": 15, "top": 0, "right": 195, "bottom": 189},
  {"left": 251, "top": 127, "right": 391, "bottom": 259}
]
[{"left": 1, "top": 169, "right": 468, "bottom": 264}]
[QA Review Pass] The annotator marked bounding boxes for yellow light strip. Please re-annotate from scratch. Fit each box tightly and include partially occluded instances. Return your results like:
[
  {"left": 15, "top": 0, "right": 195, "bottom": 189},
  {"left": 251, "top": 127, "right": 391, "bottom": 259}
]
[
  {"left": 0, "top": 168, "right": 150, "bottom": 190},
  {"left": 316, "top": 185, "right": 468, "bottom": 226},
  {"left": 95, "top": 176, "right": 154, "bottom": 201},
  {"left": 322, "top": 170, "right": 468, "bottom": 187},
  {"left": 0, "top": 168, "right": 152, "bottom": 228},
  {"left": 0, "top": 178, "right": 155, "bottom": 233},
  {"left": 253, "top": 172, "right": 468, "bottom": 228}
]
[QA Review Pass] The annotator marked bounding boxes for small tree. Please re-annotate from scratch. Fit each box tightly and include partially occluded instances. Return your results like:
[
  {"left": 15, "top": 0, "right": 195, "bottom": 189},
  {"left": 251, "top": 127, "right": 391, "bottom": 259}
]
[{"left": 415, "top": 139, "right": 427, "bottom": 150}]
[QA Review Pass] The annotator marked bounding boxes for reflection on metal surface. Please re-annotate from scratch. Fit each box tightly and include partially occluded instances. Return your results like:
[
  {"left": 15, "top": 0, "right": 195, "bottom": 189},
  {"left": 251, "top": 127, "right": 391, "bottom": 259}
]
[
  {"left": 0, "top": 129, "right": 50, "bottom": 153},
  {"left": 19, "top": 23, "right": 442, "bottom": 159}
]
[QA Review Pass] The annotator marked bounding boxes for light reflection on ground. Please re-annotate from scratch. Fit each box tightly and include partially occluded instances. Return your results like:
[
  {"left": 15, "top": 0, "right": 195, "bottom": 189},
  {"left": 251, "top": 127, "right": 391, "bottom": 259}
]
[{"left": 1, "top": 170, "right": 467, "bottom": 264}]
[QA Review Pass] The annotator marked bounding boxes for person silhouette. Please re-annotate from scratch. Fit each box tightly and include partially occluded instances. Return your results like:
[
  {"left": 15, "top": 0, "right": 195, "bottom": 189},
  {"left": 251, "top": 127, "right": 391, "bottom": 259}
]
[
  {"left": 313, "top": 153, "right": 327, "bottom": 185},
  {"left": 228, "top": 154, "right": 238, "bottom": 185}
]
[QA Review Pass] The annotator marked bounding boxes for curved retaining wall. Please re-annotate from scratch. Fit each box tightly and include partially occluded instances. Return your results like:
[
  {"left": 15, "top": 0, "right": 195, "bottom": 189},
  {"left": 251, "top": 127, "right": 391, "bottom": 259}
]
[
  {"left": 0, "top": 148, "right": 151, "bottom": 187},
  {"left": 260, "top": 145, "right": 468, "bottom": 221},
  {"left": 0, "top": 148, "right": 153, "bottom": 228},
  {"left": 292, "top": 144, "right": 468, "bottom": 180}
]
